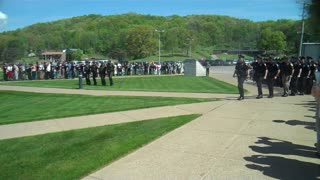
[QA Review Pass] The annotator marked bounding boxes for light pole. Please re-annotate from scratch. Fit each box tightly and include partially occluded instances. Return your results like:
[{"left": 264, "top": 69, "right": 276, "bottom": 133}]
[
  {"left": 297, "top": 1, "right": 310, "bottom": 57},
  {"left": 187, "top": 38, "right": 193, "bottom": 58},
  {"left": 155, "top": 29, "right": 164, "bottom": 75}
]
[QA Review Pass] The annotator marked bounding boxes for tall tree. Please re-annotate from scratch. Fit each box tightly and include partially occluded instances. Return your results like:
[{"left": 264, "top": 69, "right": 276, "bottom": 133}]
[
  {"left": 258, "top": 27, "right": 287, "bottom": 52},
  {"left": 125, "top": 26, "right": 156, "bottom": 59}
]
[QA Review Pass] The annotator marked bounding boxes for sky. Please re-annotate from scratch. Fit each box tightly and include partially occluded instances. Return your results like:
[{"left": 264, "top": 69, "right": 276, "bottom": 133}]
[{"left": 0, "top": 0, "right": 304, "bottom": 32}]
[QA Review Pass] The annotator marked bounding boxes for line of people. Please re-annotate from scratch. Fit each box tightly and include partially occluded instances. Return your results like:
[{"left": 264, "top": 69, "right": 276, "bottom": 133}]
[{"left": 234, "top": 55, "right": 317, "bottom": 100}]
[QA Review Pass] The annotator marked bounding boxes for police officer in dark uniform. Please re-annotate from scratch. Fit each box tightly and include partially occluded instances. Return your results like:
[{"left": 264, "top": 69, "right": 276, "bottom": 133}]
[
  {"left": 99, "top": 62, "right": 107, "bottom": 86},
  {"left": 91, "top": 61, "right": 98, "bottom": 86},
  {"left": 266, "top": 56, "right": 280, "bottom": 98},
  {"left": 250, "top": 58, "right": 258, "bottom": 82},
  {"left": 307, "top": 57, "right": 315, "bottom": 94},
  {"left": 84, "top": 61, "right": 91, "bottom": 85},
  {"left": 298, "top": 56, "right": 310, "bottom": 95},
  {"left": 254, "top": 56, "right": 267, "bottom": 99},
  {"left": 290, "top": 57, "right": 302, "bottom": 96},
  {"left": 233, "top": 55, "right": 249, "bottom": 100},
  {"left": 279, "top": 56, "right": 294, "bottom": 97},
  {"left": 106, "top": 61, "right": 114, "bottom": 86}
]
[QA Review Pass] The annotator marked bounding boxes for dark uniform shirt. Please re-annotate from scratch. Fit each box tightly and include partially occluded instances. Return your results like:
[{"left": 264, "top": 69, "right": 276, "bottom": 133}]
[
  {"left": 235, "top": 61, "right": 248, "bottom": 78},
  {"left": 309, "top": 63, "right": 316, "bottom": 79},
  {"left": 266, "top": 62, "right": 279, "bottom": 79},
  {"left": 280, "top": 62, "right": 293, "bottom": 76},
  {"left": 255, "top": 62, "right": 267, "bottom": 77},
  {"left": 301, "top": 63, "right": 310, "bottom": 77},
  {"left": 293, "top": 62, "right": 302, "bottom": 77}
]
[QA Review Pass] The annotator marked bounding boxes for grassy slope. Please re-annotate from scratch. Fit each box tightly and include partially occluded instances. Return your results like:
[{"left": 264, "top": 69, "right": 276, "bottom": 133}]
[
  {"left": 0, "top": 114, "right": 201, "bottom": 180},
  {"left": 0, "top": 90, "right": 215, "bottom": 124}
]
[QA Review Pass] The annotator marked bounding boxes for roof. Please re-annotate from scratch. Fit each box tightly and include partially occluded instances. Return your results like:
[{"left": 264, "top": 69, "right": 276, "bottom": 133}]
[{"left": 41, "top": 51, "right": 65, "bottom": 55}]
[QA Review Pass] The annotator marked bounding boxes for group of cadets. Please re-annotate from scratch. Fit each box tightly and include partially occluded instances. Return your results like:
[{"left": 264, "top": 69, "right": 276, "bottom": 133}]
[
  {"left": 234, "top": 55, "right": 317, "bottom": 100},
  {"left": 82, "top": 60, "right": 114, "bottom": 86}
]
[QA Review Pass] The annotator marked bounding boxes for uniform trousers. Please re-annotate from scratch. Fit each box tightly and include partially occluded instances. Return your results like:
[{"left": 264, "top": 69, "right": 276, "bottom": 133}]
[
  {"left": 281, "top": 75, "right": 291, "bottom": 95},
  {"left": 237, "top": 76, "right": 246, "bottom": 98}
]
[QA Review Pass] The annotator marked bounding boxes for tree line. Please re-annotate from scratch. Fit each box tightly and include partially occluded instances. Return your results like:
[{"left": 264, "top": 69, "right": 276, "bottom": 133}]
[{"left": 0, "top": 12, "right": 317, "bottom": 63}]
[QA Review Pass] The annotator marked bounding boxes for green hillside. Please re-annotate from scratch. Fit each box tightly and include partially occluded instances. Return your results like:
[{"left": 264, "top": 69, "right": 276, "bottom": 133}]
[{"left": 0, "top": 13, "right": 308, "bottom": 63}]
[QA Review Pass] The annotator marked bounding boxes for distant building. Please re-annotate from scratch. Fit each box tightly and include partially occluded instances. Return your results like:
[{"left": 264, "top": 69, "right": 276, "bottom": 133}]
[{"left": 41, "top": 50, "right": 66, "bottom": 62}]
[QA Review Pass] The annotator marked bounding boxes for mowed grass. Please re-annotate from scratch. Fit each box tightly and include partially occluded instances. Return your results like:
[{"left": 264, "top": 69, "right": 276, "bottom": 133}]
[
  {"left": 0, "top": 76, "right": 239, "bottom": 94},
  {"left": 0, "top": 90, "right": 216, "bottom": 125},
  {"left": 0, "top": 114, "right": 201, "bottom": 180}
]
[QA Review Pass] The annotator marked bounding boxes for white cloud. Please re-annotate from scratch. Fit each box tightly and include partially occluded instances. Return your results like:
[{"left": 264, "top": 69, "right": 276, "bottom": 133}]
[{"left": 0, "top": 11, "right": 8, "bottom": 29}]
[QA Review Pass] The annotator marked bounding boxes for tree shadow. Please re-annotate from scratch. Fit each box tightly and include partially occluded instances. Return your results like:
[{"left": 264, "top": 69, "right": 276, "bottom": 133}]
[
  {"left": 244, "top": 137, "right": 320, "bottom": 179},
  {"left": 273, "top": 119, "right": 316, "bottom": 131}
]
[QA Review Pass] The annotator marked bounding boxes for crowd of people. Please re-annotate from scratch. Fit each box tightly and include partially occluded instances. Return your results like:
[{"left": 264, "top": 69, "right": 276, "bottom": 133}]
[
  {"left": 1, "top": 60, "right": 184, "bottom": 83},
  {"left": 234, "top": 55, "right": 319, "bottom": 100}
]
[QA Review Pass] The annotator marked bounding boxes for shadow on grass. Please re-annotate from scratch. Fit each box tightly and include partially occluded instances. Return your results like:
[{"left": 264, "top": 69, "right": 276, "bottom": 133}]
[{"left": 244, "top": 137, "right": 320, "bottom": 180}]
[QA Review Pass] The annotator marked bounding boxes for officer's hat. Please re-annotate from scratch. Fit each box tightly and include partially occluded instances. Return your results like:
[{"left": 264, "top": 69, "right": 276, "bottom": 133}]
[{"left": 238, "top": 54, "right": 245, "bottom": 58}]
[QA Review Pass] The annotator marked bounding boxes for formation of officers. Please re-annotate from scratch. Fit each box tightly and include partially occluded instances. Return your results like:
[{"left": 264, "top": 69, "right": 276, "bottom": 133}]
[
  {"left": 82, "top": 60, "right": 115, "bottom": 86},
  {"left": 234, "top": 55, "right": 316, "bottom": 100}
]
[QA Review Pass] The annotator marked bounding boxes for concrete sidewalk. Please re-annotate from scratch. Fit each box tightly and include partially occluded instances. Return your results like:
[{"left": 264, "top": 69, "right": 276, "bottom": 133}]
[{"left": 84, "top": 95, "right": 318, "bottom": 180}]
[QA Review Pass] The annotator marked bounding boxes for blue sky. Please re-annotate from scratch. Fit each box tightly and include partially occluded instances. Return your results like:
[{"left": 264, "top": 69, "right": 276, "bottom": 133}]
[{"left": 0, "top": 0, "right": 303, "bottom": 32}]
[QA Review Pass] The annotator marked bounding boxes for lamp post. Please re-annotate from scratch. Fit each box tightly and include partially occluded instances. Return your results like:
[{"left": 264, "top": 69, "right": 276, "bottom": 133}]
[
  {"left": 297, "top": 0, "right": 310, "bottom": 57},
  {"left": 187, "top": 38, "right": 193, "bottom": 58},
  {"left": 155, "top": 29, "right": 165, "bottom": 75}
]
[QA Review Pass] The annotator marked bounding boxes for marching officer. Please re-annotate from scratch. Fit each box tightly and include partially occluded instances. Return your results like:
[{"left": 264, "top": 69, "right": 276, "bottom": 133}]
[
  {"left": 307, "top": 57, "right": 316, "bottom": 94},
  {"left": 254, "top": 56, "right": 267, "bottom": 99},
  {"left": 279, "top": 56, "right": 294, "bottom": 97},
  {"left": 99, "top": 62, "right": 107, "bottom": 86},
  {"left": 91, "top": 61, "right": 98, "bottom": 86},
  {"left": 106, "top": 61, "right": 114, "bottom": 86},
  {"left": 298, "top": 56, "right": 310, "bottom": 95},
  {"left": 290, "top": 57, "right": 302, "bottom": 96},
  {"left": 233, "top": 55, "right": 249, "bottom": 100},
  {"left": 84, "top": 61, "right": 91, "bottom": 85},
  {"left": 266, "top": 56, "right": 280, "bottom": 98}
]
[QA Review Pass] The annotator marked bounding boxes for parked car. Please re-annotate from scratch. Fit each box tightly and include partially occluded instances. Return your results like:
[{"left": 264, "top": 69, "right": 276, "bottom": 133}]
[
  {"left": 224, "top": 60, "right": 233, "bottom": 66},
  {"left": 213, "top": 59, "right": 224, "bottom": 66}
]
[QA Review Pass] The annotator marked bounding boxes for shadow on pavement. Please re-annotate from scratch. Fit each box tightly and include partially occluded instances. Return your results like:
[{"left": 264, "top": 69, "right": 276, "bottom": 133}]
[
  {"left": 244, "top": 137, "right": 320, "bottom": 179},
  {"left": 273, "top": 119, "right": 316, "bottom": 131}
]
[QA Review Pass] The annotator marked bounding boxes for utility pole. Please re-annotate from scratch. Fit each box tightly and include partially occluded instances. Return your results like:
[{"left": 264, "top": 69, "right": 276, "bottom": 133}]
[
  {"left": 187, "top": 38, "right": 193, "bottom": 58},
  {"left": 297, "top": 0, "right": 310, "bottom": 57},
  {"left": 155, "top": 29, "right": 165, "bottom": 75}
]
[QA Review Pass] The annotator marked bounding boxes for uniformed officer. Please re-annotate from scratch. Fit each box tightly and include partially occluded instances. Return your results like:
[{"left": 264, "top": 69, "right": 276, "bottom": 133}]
[
  {"left": 91, "top": 61, "right": 98, "bottom": 86},
  {"left": 298, "top": 56, "right": 310, "bottom": 95},
  {"left": 266, "top": 56, "right": 280, "bottom": 98},
  {"left": 84, "top": 61, "right": 91, "bottom": 85},
  {"left": 279, "top": 56, "right": 294, "bottom": 97},
  {"left": 250, "top": 58, "right": 258, "bottom": 82},
  {"left": 233, "top": 55, "right": 249, "bottom": 100},
  {"left": 306, "top": 57, "right": 316, "bottom": 94},
  {"left": 106, "top": 61, "right": 114, "bottom": 86},
  {"left": 99, "top": 62, "right": 107, "bottom": 86},
  {"left": 254, "top": 56, "right": 267, "bottom": 99},
  {"left": 290, "top": 57, "right": 302, "bottom": 96}
]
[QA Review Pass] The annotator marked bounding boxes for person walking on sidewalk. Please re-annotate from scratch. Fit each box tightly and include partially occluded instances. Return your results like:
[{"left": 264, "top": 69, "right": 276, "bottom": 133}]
[
  {"left": 254, "top": 56, "right": 268, "bottom": 99},
  {"left": 266, "top": 57, "right": 280, "bottom": 98},
  {"left": 233, "top": 55, "right": 249, "bottom": 100},
  {"left": 279, "top": 56, "right": 294, "bottom": 97}
]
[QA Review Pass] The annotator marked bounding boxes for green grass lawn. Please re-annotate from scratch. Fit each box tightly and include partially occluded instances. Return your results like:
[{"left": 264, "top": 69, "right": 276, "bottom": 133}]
[
  {"left": 0, "top": 76, "right": 239, "bottom": 94},
  {"left": 0, "top": 90, "right": 216, "bottom": 125},
  {"left": 0, "top": 114, "right": 200, "bottom": 180}
]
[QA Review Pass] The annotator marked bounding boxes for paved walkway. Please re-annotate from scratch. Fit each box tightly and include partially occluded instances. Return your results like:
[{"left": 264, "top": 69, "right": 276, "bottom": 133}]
[{"left": 0, "top": 68, "right": 319, "bottom": 179}]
